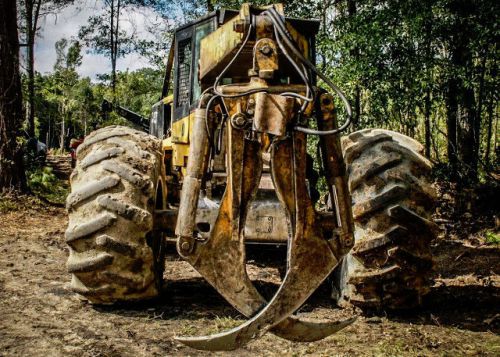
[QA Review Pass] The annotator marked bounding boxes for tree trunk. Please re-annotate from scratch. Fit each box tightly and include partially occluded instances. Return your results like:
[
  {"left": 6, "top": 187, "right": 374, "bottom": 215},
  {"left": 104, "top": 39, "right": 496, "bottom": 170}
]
[
  {"left": 474, "top": 49, "right": 488, "bottom": 166},
  {"left": 424, "top": 88, "right": 431, "bottom": 158},
  {"left": 24, "top": 0, "right": 42, "bottom": 139},
  {"left": 347, "top": 0, "right": 361, "bottom": 124},
  {"left": 319, "top": 2, "right": 330, "bottom": 73},
  {"left": 110, "top": 0, "right": 116, "bottom": 97},
  {"left": 446, "top": 77, "right": 458, "bottom": 180},
  {"left": 84, "top": 112, "right": 87, "bottom": 136},
  {"left": 423, "top": 6, "right": 433, "bottom": 159},
  {"left": 27, "top": 38, "right": 36, "bottom": 138},
  {"left": 456, "top": 83, "right": 477, "bottom": 184},
  {"left": 110, "top": 0, "right": 120, "bottom": 98},
  {"left": 448, "top": 0, "right": 479, "bottom": 184},
  {"left": 60, "top": 113, "right": 65, "bottom": 151},
  {"left": 24, "top": 0, "right": 35, "bottom": 138},
  {"left": 484, "top": 58, "right": 497, "bottom": 169},
  {"left": 453, "top": 45, "right": 477, "bottom": 184},
  {"left": 0, "top": 0, "right": 27, "bottom": 191}
]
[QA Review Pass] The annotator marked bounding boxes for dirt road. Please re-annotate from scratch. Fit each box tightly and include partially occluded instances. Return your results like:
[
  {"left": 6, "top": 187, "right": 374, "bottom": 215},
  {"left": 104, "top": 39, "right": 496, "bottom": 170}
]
[{"left": 0, "top": 197, "right": 499, "bottom": 356}]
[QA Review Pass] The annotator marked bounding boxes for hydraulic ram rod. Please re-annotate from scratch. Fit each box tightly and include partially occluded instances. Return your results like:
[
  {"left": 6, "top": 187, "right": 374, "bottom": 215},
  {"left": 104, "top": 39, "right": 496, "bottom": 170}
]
[
  {"left": 317, "top": 93, "right": 355, "bottom": 255},
  {"left": 175, "top": 108, "right": 212, "bottom": 256}
]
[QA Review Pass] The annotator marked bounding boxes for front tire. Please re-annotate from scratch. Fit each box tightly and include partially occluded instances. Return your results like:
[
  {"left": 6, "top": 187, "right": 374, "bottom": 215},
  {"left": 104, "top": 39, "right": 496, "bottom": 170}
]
[
  {"left": 65, "top": 125, "right": 164, "bottom": 304},
  {"left": 338, "top": 129, "right": 438, "bottom": 310}
]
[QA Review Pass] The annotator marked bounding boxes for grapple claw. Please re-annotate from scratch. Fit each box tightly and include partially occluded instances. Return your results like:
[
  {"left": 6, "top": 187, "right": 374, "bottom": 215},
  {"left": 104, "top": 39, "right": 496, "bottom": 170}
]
[
  {"left": 175, "top": 118, "right": 353, "bottom": 348},
  {"left": 175, "top": 253, "right": 352, "bottom": 350},
  {"left": 175, "top": 130, "right": 352, "bottom": 350},
  {"left": 175, "top": 317, "right": 356, "bottom": 351},
  {"left": 271, "top": 316, "right": 357, "bottom": 343}
]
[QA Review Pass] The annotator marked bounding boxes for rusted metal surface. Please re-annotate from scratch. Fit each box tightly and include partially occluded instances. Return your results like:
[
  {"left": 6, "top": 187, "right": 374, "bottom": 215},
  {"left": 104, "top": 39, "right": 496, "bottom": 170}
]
[
  {"left": 156, "top": 193, "right": 309, "bottom": 244},
  {"left": 175, "top": 108, "right": 211, "bottom": 255},
  {"left": 253, "top": 38, "right": 279, "bottom": 79},
  {"left": 177, "top": 133, "right": 353, "bottom": 351},
  {"left": 199, "top": 3, "right": 307, "bottom": 82},
  {"left": 317, "top": 93, "right": 355, "bottom": 254},
  {"left": 177, "top": 123, "right": 265, "bottom": 315},
  {"left": 219, "top": 77, "right": 307, "bottom": 95},
  {"left": 194, "top": 196, "right": 290, "bottom": 243},
  {"left": 199, "top": 5, "right": 246, "bottom": 80},
  {"left": 174, "top": 116, "right": 353, "bottom": 345},
  {"left": 173, "top": 4, "right": 356, "bottom": 350},
  {"left": 253, "top": 93, "right": 295, "bottom": 136}
]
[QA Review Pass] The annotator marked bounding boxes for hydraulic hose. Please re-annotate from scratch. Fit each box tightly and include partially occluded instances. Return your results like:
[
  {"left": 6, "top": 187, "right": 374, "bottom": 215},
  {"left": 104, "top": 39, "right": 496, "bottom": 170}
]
[{"left": 265, "top": 7, "right": 352, "bottom": 135}]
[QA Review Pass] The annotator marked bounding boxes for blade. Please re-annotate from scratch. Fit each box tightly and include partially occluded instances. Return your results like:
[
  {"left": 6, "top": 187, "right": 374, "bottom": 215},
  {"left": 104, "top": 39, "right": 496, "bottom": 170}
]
[{"left": 176, "top": 133, "right": 351, "bottom": 350}]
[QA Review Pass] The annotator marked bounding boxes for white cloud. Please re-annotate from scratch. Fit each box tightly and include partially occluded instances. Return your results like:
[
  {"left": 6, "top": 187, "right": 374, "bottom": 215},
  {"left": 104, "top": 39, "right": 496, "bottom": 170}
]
[{"left": 33, "top": 1, "right": 165, "bottom": 79}]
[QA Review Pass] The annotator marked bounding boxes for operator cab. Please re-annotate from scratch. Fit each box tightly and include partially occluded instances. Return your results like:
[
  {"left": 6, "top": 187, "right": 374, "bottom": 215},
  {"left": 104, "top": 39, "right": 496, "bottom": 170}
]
[
  {"left": 172, "top": 12, "right": 230, "bottom": 120},
  {"left": 151, "top": 10, "right": 237, "bottom": 139}
]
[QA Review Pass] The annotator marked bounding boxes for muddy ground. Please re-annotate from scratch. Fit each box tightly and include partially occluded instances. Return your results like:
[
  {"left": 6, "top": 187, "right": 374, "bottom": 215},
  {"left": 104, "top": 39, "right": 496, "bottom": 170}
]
[{"left": 0, "top": 193, "right": 499, "bottom": 356}]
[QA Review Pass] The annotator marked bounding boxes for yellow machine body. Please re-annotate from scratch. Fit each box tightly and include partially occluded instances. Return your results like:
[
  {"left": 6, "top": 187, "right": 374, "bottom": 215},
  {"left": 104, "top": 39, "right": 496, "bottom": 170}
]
[{"left": 158, "top": 4, "right": 316, "bottom": 178}]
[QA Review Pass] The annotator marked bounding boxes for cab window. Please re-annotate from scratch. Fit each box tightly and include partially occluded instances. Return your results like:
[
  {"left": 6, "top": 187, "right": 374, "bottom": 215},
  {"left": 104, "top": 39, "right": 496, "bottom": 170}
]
[
  {"left": 176, "top": 38, "right": 192, "bottom": 108},
  {"left": 191, "top": 21, "right": 215, "bottom": 102}
]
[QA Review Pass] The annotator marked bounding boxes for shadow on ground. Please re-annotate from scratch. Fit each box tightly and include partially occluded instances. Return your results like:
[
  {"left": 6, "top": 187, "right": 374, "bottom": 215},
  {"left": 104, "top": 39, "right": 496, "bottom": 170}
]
[{"left": 93, "top": 238, "right": 499, "bottom": 337}]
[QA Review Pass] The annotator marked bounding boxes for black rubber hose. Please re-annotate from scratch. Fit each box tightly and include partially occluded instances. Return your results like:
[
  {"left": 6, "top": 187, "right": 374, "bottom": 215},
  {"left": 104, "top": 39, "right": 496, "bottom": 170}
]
[{"left": 266, "top": 7, "right": 352, "bottom": 135}]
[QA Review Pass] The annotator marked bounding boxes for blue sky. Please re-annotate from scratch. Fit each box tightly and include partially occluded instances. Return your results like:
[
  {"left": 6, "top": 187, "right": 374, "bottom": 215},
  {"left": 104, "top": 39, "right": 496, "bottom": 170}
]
[{"left": 31, "top": 2, "right": 166, "bottom": 79}]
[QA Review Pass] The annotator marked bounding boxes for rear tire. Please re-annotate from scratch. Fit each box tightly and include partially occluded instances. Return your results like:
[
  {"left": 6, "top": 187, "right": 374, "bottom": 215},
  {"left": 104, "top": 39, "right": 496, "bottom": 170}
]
[
  {"left": 338, "top": 129, "right": 437, "bottom": 310},
  {"left": 65, "top": 125, "right": 164, "bottom": 304}
]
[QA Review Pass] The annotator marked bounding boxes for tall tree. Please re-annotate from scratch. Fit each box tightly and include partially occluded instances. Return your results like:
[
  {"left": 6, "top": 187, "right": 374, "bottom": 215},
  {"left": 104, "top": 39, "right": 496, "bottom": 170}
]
[
  {"left": 79, "top": 0, "right": 153, "bottom": 97},
  {"left": 441, "top": 0, "right": 497, "bottom": 183},
  {"left": 1, "top": 0, "right": 27, "bottom": 191},
  {"left": 347, "top": 0, "right": 361, "bottom": 125},
  {"left": 52, "top": 38, "right": 82, "bottom": 150},
  {"left": 484, "top": 57, "right": 497, "bottom": 170},
  {"left": 18, "top": 0, "right": 74, "bottom": 138}
]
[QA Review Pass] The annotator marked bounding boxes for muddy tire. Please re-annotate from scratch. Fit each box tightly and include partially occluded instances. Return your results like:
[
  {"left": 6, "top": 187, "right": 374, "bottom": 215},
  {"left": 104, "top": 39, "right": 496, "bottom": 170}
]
[
  {"left": 65, "top": 125, "right": 164, "bottom": 304},
  {"left": 338, "top": 129, "right": 437, "bottom": 310}
]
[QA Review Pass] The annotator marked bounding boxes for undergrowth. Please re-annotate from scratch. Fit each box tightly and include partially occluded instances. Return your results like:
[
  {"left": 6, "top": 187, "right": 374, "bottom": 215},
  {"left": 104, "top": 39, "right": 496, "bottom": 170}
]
[
  {"left": 485, "top": 231, "right": 500, "bottom": 245},
  {"left": 0, "top": 196, "right": 19, "bottom": 213},
  {"left": 27, "top": 166, "right": 69, "bottom": 205}
]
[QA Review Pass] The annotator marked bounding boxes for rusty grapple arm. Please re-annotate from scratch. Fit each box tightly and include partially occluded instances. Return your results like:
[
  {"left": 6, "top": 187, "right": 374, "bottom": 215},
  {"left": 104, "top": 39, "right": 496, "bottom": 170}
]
[{"left": 175, "top": 4, "right": 355, "bottom": 350}]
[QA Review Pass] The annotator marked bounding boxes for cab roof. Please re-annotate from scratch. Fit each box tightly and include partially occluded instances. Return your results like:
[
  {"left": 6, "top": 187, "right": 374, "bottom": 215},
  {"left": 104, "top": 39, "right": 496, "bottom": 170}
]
[{"left": 174, "top": 9, "right": 320, "bottom": 37}]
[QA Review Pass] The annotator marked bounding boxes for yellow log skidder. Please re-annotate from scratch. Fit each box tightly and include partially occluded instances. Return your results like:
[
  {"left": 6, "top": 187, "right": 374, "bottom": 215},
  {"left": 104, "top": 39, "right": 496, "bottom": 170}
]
[{"left": 65, "top": 3, "right": 437, "bottom": 350}]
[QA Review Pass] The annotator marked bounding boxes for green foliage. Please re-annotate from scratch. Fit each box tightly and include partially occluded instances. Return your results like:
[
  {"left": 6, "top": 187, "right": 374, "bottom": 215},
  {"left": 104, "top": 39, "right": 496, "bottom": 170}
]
[
  {"left": 0, "top": 196, "right": 19, "bottom": 213},
  {"left": 28, "top": 166, "right": 57, "bottom": 189},
  {"left": 27, "top": 166, "right": 69, "bottom": 205},
  {"left": 33, "top": 34, "right": 162, "bottom": 150},
  {"left": 22, "top": 0, "right": 499, "bottom": 185},
  {"left": 54, "top": 39, "right": 82, "bottom": 71},
  {"left": 113, "top": 68, "right": 164, "bottom": 117},
  {"left": 485, "top": 231, "right": 500, "bottom": 245},
  {"left": 211, "top": 1, "right": 498, "bottom": 183}
]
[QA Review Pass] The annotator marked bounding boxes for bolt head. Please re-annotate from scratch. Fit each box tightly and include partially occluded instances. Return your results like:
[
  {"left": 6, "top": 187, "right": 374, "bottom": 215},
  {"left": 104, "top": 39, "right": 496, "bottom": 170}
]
[
  {"left": 235, "top": 116, "right": 246, "bottom": 126},
  {"left": 233, "top": 20, "right": 245, "bottom": 33},
  {"left": 181, "top": 241, "right": 190, "bottom": 251},
  {"left": 260, "top": 45, "right": 272, "bottom": 56}
]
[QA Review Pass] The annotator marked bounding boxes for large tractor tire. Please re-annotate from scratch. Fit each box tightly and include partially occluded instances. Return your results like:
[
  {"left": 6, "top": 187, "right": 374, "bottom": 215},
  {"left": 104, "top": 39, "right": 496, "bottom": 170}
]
[
  {"left": 338, "top": 129, "right": 437, "bottom": 310},
  {"left": 65, "top": 126, "right": 165, "bottom": 304}
]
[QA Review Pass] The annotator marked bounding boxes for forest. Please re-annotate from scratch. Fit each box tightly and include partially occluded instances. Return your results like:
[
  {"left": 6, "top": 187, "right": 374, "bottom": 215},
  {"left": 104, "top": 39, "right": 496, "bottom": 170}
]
[
  {"left": 0, "top": 0, "right": 499, "bottom": 356},
  {"left": 1, "top": 0, "right": 498, "bottom": 190}
]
